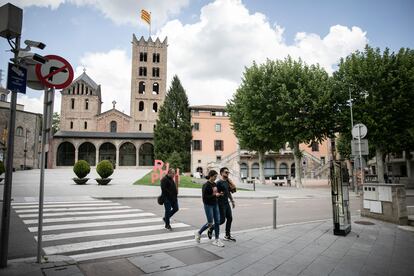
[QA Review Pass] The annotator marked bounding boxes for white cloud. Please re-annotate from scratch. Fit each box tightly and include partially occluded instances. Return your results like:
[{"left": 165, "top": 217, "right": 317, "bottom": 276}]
[
  {"left": 12, "top": 0, "right": 369, "bottom": 112},
  {"left": 17, "top": 92, "right": 61, "bottom": 115},
  {"left": 0, "top": 0, "right": 190, "bottom": 27},
  {"left": 158, "top": 0, "right": 368, "bottom": 106},
  {"left": 75, "top": 49, "right": 131, "bottom": 115}
]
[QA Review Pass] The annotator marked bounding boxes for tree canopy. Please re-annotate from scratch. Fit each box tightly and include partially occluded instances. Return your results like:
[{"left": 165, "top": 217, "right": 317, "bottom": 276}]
[
  {"left": 154, "top": 75, "right": 192, "bottom": 172},
  {"left": 334, "top": 46, "right": 414, "bottom": 181},
  {"left": 228, "top": 57, "right": 338, "bottom": 187}
]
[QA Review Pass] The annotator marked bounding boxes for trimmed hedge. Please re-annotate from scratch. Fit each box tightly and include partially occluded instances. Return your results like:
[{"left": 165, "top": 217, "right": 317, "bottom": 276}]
[
  {"left": 96, "top": 160, "right": 114, "bottom": 179},
  {"left": 73, "top": 160, "right": 90, "bottom": 179}
]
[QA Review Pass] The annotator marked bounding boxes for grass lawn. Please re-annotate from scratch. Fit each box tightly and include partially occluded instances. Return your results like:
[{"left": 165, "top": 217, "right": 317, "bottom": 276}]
[
  {"left": 134, "top": 171, "right": 203, "bottom": 188},
  {"left": 134, "top": 171, "right": 249, "bottom": 190}
]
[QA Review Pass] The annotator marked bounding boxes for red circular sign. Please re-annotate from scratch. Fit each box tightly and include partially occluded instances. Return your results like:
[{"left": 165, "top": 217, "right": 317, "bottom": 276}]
[{"left": 35, "top": 55, "right": 74, "bottom": 89}]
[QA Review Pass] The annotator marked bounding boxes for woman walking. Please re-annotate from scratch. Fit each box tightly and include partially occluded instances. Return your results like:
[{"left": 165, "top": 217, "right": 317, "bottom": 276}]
[{"left": 195, "top": 170, "right": 224, "bottom": 247}]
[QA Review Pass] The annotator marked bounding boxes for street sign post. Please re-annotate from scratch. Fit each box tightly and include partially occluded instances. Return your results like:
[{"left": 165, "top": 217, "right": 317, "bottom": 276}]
[
  {"left": 6, "top": 62, "right": 26, "bottom": 94},
  {"left": 34, "top": 54, "right": 73, "bottom": 263},
  {"left": 351, "top": 139, "right": 369, "bottom": 156},
  {"left": 35, "top": 55, "right": 73, "bottom": 89},
  {"left": 352, "top": 123, "right": 367, "bottom": 139}
]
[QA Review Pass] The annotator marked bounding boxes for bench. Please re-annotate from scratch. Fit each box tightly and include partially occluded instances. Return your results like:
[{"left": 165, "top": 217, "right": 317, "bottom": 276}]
[{"left": 271, "top": 175, "right": 289, "bottom": 186}]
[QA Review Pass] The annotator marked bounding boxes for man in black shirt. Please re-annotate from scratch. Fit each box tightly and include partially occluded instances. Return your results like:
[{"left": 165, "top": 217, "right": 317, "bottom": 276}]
[
  {"left": 161, "top": 168, "right": 178, "bottom": 230},
  {"left": 208, "top": 167, "right": 236, "bottom": 241}
]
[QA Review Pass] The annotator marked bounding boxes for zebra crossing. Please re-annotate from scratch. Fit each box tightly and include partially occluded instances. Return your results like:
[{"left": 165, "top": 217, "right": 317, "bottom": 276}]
[{"left": 11, "top": 199, "right": 196, "bottom": 261}]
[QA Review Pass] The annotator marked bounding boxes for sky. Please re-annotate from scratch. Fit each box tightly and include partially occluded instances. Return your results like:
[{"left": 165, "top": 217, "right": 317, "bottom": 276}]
[{"left": 0, "top": 0, "right": 413, "bottom": 115}]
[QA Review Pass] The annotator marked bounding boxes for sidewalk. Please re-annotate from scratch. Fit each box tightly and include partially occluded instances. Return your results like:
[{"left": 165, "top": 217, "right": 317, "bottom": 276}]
[{"left": 2, "top": 217, "right": 413, "bottom": 276}]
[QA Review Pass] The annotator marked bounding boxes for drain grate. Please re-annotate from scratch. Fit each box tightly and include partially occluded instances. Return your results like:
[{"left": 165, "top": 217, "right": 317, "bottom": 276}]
[{"left": 354, "top": 220, "right": 375, "bottom": 225}]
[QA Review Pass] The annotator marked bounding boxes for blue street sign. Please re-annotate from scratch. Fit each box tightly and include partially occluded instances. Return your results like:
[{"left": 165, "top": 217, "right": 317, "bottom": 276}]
[{"left": 7, "top": 62, "right": 27, "bottom": 94}]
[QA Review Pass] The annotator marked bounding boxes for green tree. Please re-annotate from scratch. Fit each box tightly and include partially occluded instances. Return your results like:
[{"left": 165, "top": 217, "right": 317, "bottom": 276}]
[
  {"left": 334, "top": 46, "right": 414, "bottom": 182},
  {"left": 154, "top": 75, "right": 192, "bottom": 171},
  {"left": 229, "top": 57, "right": 338, "bottom": 188},
  {"left": 52, "top": 112, "right": 60, "bottom": 134},
  {"left": 227, "top": 61, "right": 285, "bottom": 187},
  {"left": 167, "top": 151, "right": 184, "bottom": 172},
  {"left": 274, "top": 57, "right": 338, "bottom": 187}
]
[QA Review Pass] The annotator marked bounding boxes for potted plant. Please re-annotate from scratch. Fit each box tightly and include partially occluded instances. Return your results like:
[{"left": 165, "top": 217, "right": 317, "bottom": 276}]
[
  {"left": 0, "top": 161, "right": 5, "bottom": 183},
  {"left": 72, "top": 160, "right": 90, "bottom": 184},
  {"left": 95, "top": 160, "right": 114, "bottom": 185}
]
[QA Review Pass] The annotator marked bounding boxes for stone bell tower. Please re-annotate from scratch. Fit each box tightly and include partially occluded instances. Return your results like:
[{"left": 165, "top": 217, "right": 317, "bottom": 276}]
[{"left": 130, "top": 35, "right": 168, "bottom": 133}]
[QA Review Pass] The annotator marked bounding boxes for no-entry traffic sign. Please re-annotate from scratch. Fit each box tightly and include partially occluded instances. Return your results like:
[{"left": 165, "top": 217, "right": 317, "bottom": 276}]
[{"left": 35, "top": 55, "right": 74, "bottom": 89}]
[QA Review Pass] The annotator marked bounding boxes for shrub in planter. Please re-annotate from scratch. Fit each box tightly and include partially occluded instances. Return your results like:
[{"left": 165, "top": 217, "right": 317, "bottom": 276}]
[
  {"left": 73, "top": 160, "right": 90, "bottom": 184},
  {"left": 96, "top": 160, "right": 114, "bottom": 185},
  {"left": 0, "top": 161, "right": 5, "bottom": 182}
]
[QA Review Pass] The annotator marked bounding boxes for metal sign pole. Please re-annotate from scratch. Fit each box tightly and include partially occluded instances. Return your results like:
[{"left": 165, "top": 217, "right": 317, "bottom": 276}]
[
  {"left": 358, "top": 126, "right": 364, "bottom": 186},
  {"left": 0, "top": 35, "right": 20, "bottom": 268},
  {"left": 36, "top": 86, "right": 51, "bottom": 263}
]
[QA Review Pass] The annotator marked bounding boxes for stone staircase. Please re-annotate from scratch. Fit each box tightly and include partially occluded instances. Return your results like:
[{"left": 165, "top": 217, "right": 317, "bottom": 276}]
[{"left": 206, "top": 150, "right": 241, "bottom": 182}]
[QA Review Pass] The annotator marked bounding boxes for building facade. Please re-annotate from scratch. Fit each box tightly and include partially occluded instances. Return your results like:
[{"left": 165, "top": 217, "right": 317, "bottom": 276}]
[
  {"left": 190, "top": 105, "right": 239, "bottom": 177},
  {"left": 0, "top": 84, "right": 42, "bottom": 170},
  {"left": 190, "top": 105, "right": 330, "bottom": 180},
  {"left": 51, "top": 35, "right": 167, "bottom": 168}
]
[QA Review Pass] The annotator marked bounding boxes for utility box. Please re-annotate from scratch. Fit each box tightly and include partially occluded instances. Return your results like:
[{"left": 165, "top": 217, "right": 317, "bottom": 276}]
[
  {"left": 330, "top": 161, "right": 351, "bottom": 236},
  {"left": 362, "top": 183, "right": 408, "bottom": 225},
  {"left": 0, "top": 3, "right": 23, "bottom": 39}
]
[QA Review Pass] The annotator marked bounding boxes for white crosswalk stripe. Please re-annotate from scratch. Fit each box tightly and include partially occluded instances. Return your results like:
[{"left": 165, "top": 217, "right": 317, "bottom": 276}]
[
  {"left": 23, "top": 212, "right": 156, "bottom": 224},
  {"left": 18, "top": 209, "right": 143, "bottom": 218},
  {"left": 15, "top": 206, "right": 131, "bottom": 213},
  {"left": 12, "top": 199, "right": 196, "bottom": 262},
  {"left": 37, "top": 223, "right": 190, "bottom": 242},
  {"left": 13, "top": 203, "right": 121, "bottom": 209},
  {"left": 11, "top": 200, "right": 112, "bottom": 206}
]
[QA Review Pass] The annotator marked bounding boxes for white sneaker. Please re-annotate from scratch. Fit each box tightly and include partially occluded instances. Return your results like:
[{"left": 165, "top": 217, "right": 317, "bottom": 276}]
[
  {"left": 194, "top": 231, "right": 201, "bottom": 243},
  {"left": 212, "top": 239, "right": 224, "bottom": 247}
]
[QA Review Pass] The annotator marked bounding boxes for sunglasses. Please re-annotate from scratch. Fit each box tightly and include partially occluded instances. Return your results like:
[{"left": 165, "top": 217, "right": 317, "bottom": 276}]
[{"left": 224, "top": 171, "right": 230, "bottom": 174}]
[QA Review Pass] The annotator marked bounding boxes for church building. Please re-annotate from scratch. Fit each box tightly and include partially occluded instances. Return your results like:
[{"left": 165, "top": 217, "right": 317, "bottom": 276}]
[{"left": 50, "top": 35, "right": 167, "bottom": 168}]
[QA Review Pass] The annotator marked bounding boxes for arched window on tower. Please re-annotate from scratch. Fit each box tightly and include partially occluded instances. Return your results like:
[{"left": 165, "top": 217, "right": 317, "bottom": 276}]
[
  {"left": 152, "top": 82, "right": 159, "bottom": 94},
  {"left": 139, "top": 81, "right": 145, "bottom": 94},
  {"left": 85, "top": 99, "right": 89, "bottom": 110},
  {"left": 110, "top": 121, "right": 117, "bottom": 133},
  {"left": 139, "top": 124, "right": 142, "bottom": 131},
  {"left": 139, "top": 101, "right": 144, "bottom": 111},
  {"left": 153, "top": 102, "right": 158, "bottom": 112}
]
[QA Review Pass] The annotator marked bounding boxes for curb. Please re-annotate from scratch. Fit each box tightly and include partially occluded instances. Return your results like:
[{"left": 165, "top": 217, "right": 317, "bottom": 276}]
[{"left": 92, "top": 195, "right": 280, "bottom": 200}]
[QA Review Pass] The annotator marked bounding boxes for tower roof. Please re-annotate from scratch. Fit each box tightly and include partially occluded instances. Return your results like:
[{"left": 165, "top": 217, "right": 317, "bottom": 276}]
[{"left": 73, "top": 71, "right": 99, "bottom": 90}]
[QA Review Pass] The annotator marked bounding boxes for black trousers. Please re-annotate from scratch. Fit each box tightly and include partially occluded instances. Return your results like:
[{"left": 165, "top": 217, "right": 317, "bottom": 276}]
[{"left": 219, "top": 202, "right": 233, "bottom": 236}]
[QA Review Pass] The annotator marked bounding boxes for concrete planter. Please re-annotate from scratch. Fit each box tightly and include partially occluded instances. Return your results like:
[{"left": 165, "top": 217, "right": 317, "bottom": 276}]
[
  {"left": 96, "top": 178, "right": 112, "bottom": 185},
  {"left": 72, "top": 177, "right": 89, "bottom": 185}
]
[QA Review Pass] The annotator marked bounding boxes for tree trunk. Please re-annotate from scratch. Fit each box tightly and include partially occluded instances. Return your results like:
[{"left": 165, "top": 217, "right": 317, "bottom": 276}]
[
  {"left": 293, "top": 142, "right": 303, "bottom": 188},
  {"left": 258, "top": 150, "right": 265, "bottom": 186},
  {"left": 376, "top": 148, "right": 385, "bottom": 183}
]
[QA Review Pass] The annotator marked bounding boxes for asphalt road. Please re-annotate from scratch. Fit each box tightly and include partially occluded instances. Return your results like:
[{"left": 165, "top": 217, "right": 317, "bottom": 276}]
[{"left": 114, "top": 197, "right": 362, "bottom": 232}]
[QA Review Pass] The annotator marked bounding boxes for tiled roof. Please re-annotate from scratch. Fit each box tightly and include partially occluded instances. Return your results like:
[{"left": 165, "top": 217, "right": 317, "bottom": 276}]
[
  {"left": 189, "top": 105, "right": 226, "bottom": 111},
  {"left": 73, "top": 72, "right": 99, "bottom": 90},
  {"left": 54, "top": 131, "right": 153, "bottom": 139}
]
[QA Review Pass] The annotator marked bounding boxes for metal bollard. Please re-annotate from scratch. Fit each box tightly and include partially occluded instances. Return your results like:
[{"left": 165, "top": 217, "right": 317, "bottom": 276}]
[{"left": 273, "top": 198, "right": 277, "bottom": 229}]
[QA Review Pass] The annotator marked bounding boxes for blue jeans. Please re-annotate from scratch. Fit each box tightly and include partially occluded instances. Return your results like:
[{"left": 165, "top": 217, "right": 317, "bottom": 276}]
[
  {"left": 164, "top": 199, "right": 179, "bottom": 226},
  {"left": 199, "top": 203, "right": 220, "bottom": 239}
]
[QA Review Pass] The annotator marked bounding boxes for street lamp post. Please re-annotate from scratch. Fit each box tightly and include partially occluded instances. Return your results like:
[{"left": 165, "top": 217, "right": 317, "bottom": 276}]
[{"left": 349, "top": 87, "right": 357, "bottom": 193}]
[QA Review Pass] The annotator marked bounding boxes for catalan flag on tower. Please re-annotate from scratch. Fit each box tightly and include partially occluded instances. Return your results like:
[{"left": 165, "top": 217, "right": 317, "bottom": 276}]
[{"left": 141, "top": 9, "right": 151, "bottom": 25}]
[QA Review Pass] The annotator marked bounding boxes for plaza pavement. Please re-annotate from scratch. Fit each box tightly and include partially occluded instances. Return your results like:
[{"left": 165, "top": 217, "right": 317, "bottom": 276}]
[{"left": 2, "top": 168, "right": 357, "bottom": 202}]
